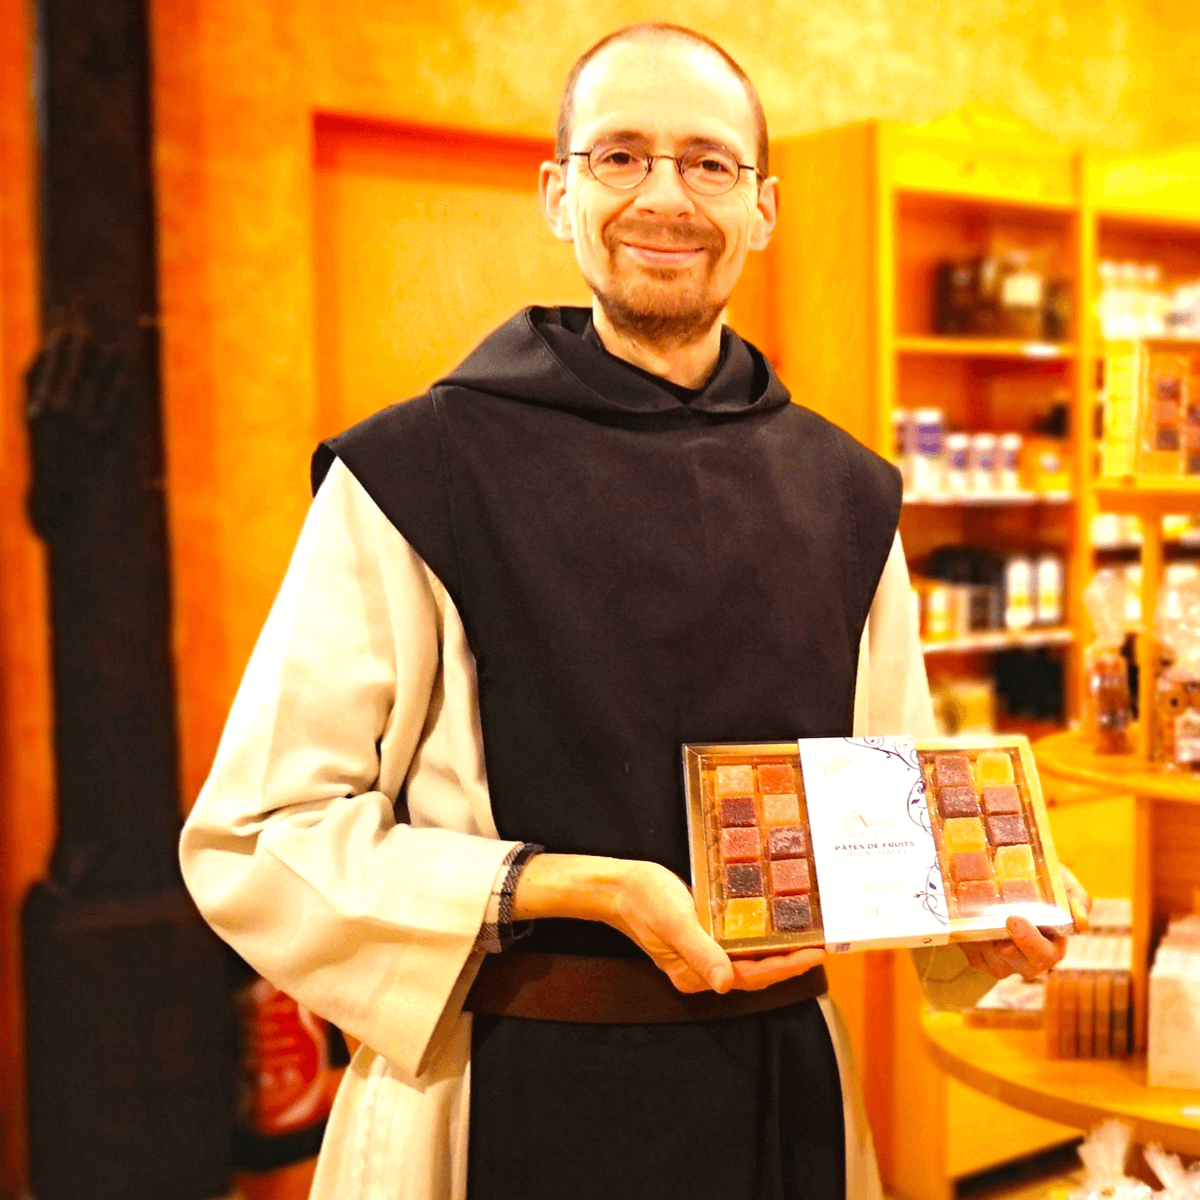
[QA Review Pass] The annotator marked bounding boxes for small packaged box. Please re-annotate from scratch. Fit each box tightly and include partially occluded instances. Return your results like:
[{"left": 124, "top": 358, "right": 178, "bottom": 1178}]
[{"left": 683, "top": 735, "right": 1074, "bottom": 956}]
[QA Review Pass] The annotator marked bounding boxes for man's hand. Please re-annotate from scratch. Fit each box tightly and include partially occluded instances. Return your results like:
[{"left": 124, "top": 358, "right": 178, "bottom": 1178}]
[
  {"left": 511, "top": 854, "right": 824, "bottom": 994},
  {"left": 961, "top": 864, "right": 1093, "bottom": 981}
]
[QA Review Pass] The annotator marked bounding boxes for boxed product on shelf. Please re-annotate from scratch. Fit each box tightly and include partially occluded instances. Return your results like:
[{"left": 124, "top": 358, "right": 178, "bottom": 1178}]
[
  {"left": 932, "top": 254, "right": 1071, "bottom": 342},
  {"left": 1044, "top": 932, "right": 1134, "bottom": 1059},
  {"left": 970, "top": 899, "right": 1133, "bottom": 1036},
  {"left": 1096, "top": 260, "right": 1200, "bottom": 341},
  {"left": 965, "top": 972, "right": 1045, "bottom": 1029},
  {"left": 1099, "top": 341, "right": 1139, "bottom": 478},
  {"left": 1139, "top": 350, "right": 1191, "bottom": 475},
  {"left": 1102, "top": 342, "right": 1200, "bottom": 478},
  {"left": 683, "top": 736, "right": 1074, "bottom": 957},
  {"left": 1148, "top": 915, "right": 1200, "bottom": 1089}
]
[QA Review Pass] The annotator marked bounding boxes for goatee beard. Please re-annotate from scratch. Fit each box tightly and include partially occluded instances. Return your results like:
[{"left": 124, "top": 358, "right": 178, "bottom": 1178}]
[
  {"left": 595, "top": 217, "right": 726, "bottom": 349},
  {"left": 593, "top": 284, "right": 725, "bottom": 349}
]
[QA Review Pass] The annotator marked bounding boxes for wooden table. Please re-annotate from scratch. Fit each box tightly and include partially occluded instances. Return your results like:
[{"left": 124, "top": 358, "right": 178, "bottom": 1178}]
[
  {"left": 1035, "top": 729, "right": 1200, "bottom": 1051},
  {"left": 921, "top": 1010, "right": 1200, "bottom": 1155},
  {"left": 911, "top": 729, "right": 1200, "bottom": 1160}
]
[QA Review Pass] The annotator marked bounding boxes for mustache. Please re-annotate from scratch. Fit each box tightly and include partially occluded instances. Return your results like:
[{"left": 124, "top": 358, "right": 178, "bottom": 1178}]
[{"left": 603, "top": 219, "right": 723, "bottom": 253}]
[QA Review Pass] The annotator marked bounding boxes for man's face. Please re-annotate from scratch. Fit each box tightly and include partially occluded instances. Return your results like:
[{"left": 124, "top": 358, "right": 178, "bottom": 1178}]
[{"left": 541, "top": 39, "right": 777, "bottom": 345}]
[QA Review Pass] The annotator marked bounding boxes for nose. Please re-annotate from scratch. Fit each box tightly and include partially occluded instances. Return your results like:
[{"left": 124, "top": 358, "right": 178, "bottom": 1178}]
[{"left": 631, "top": 156, "right": 696, "bottom": 216}]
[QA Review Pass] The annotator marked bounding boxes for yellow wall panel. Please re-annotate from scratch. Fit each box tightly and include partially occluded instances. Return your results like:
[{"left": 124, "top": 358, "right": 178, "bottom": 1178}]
[
  {"left": 312, "top": 120, "right": 590, "bottom": 435},
  {"left": 299, "top": 0, "right": 1200, "bottom": 157}
]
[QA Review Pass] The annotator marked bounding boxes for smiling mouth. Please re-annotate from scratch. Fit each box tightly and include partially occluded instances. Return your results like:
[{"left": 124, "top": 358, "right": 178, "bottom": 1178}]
[{"left": 621, "top": 243, "right": 705, "bottom": 267}]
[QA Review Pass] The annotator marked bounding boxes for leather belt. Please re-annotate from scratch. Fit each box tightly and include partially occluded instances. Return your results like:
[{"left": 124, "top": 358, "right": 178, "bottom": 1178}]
[{"left": 465, "top": 951, "right": 828, "bottom": 1024}]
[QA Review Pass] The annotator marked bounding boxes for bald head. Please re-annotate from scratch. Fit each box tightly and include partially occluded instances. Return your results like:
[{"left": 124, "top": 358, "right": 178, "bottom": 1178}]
[{"left": 556, "top": 24, "right": 768, "bottom": 178}]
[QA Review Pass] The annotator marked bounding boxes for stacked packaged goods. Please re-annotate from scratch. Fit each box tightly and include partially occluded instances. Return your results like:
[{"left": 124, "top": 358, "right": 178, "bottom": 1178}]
[{"left": 1148, "top": 915, "right": 1200, "bottom": 1089}]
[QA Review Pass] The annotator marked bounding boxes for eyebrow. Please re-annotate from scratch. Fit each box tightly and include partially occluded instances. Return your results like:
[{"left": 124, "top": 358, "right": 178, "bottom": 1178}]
[{"left": 588, "top": 130, "right": 745, "bottom": 157}]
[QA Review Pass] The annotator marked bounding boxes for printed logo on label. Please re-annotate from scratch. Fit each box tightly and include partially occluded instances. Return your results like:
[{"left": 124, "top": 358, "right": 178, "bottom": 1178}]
[{"left": 841, "top": 810, "right": 870, "bottom": 836}]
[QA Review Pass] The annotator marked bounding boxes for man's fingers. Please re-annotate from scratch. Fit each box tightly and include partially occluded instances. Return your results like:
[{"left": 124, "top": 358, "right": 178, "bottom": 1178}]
[
  {"left": 961, "top": 943, "right": 988, "bottom": 972},
  {"left": 1005, "top": 916, "right": 1066, "bottom": 976},
  {"left": 729, "top": 948, "right": 825, "bottom": 991},
  {"left": 664, "top": 922, "right": 734, "bottom": 993},
  {"left": 1060, "top": 865, "right": 1092, "bottom": 931}
]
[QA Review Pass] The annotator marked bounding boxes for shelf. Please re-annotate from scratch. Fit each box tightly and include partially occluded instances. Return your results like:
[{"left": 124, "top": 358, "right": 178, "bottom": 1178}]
[
  {"left": 921, "top": 1010, "right": 1200, "bottom": 1155},
  {"left": 923, "top": 627, "right": 1074, "bottom": 655},
  {"left": 905, "top": 490, "right": 1073, "bottom": 507},
  {"left": 894, "top": 185, "right": 1079, "bottom": 215},
  {"left": 1092, "top": 537, "right": 1200, "bottom": 552},
  {"left": 895, "top": 336, "right": 1075, "bottom": 359},
  {"left": 1035, "top": 729, "right": 1200, "bottom": 806},
  {"left": 1095, "top": 477, "right": 1200, "bottom": 515}
]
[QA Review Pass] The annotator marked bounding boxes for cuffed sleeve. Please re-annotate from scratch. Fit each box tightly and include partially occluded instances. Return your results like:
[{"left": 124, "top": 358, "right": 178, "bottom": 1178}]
[
  {"left": 475, "top": 843, "right": 543, "bottom": 953},
  {"left": 180, "top": 458, "right": 519, "bottom": 1077},
  {"left": 910, "top": 944, "right": 1000, "bottom": 1010}
]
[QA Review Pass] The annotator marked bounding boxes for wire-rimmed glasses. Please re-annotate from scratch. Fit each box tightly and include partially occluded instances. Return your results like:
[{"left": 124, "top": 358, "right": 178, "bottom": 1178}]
[{"left": 560, "top": 141, "right": 760, "bottom": 197}]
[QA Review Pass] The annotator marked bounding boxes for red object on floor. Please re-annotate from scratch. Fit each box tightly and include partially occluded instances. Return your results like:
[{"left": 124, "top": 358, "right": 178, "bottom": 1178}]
[{"left": 237, "top": 978, "right": 333, "bottom": 1137}]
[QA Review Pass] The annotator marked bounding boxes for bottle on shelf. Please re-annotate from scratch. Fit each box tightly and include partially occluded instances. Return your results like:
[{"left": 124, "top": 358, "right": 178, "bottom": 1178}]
[
  {"left": 944, "top": 432, "right": 970, "bottom": 493},
  {"left": 917, "top": 547, "right": 1064, "bottom": 640},
  {"left": 1003, "top": 556, "right": 1035, "bottom": 631},
  {"left": 933, "top": 260, "right": 975, "bottom": 335},
  {"left": 968, "top": 432, "right": 998, "bottom": 494},
  {"left": 997, "top": 433, "right": 1023, "bottom": 493},
  {"left": 996, "top": 251, "right": 1044, "bottom": 340},
  {"left": 1035, "top": 553, "right": 1064, "bottom": 627},
  {"left": 910, "top": 407, "right": 945, "bottom": 493}
]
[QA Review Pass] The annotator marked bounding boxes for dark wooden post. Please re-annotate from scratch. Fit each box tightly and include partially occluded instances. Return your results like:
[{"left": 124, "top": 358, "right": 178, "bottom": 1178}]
[{"left": 20, "top": 1, "right": 234, "bottom": 1196}]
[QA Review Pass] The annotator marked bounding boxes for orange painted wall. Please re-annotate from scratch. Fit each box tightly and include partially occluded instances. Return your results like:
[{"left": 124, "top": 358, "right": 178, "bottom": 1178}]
[
  {"left": 149, "top": 0, "right": 1200, "bottom": 818},
  {"left": 0, "top": 0, "right": 52, "bottom": 1191}
]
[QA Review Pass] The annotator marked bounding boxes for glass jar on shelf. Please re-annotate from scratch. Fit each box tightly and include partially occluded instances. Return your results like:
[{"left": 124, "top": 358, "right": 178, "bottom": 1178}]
[
  {"left": 1152, "top": 565, "right": 1200, "bottom": 769},
  {"left": 1083, "top": 568, "right": 1134, "bottom": 755}
]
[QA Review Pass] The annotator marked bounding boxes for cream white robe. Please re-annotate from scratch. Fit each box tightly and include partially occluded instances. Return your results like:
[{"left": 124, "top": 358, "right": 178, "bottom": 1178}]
[{"left": 180, "top": 458, "right": 994, "bottom": 1200}]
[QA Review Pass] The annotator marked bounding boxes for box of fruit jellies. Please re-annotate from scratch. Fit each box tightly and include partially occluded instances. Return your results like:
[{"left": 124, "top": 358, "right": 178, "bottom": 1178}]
[{"left": 682, "top": 736, "right": 1074, "bottom": 956}]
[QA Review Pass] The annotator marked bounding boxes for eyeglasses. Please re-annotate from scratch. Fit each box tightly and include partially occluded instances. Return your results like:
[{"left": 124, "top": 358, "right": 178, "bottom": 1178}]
[{"left": 560, "top": 142, "right": 761, "bottom": 197}]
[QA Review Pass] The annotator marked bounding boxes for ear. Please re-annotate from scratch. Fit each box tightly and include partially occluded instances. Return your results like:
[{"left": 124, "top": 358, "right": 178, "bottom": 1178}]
[
  {"left": 748, "top": 175, "right": 778, "bottom": 252},
  {"left": 539, "top": 160, "right": 574, "bottom": 242}
]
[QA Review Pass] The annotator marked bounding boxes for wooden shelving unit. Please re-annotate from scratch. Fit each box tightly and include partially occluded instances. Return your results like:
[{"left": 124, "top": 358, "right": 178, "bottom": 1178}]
[
  {"left": 905, "top": 490, "right": 1072, "bottom": 507},
  {"left": 772, "top": 111, "right": 1200, "bottom": 1200},
  {"left": 773, "top": 106, "right": 1087, "bottom": 757},
  {"left": 771, "top": 106, "right": 1094, "bottom": 1200},
  {"left": 895, "top": 336, "right": 1076, "bottom": 359},
  {"left": 923, "top": 627, "right": 1074, "bottom": 655}
]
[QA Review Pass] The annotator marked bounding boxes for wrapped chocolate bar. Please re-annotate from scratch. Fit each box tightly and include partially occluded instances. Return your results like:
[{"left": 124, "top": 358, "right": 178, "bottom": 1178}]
[{"left": 683, "top": 735, "right": 1074, "bottom": 956}]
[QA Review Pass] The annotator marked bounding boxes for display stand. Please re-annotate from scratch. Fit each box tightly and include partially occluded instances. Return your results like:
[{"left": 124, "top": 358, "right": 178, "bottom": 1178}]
[
  {"left": 774, "top": 114, "right": 1200, "bottom": 1200},
  {"left": 772, "top": 105, "right": 1088, "bottom": 742},
  {"left": 1053, "top": 474, "right": 1200, "bottom": 1051},
  {"left": 920, "top": 722, "right": 1200, "bottom": 1153},
  {"left": 926, "top": 483, "right": 1200, "bottom": 1155},
  {"left": 920, "top": 1011, "right": 1200, "bottom": 1155}
]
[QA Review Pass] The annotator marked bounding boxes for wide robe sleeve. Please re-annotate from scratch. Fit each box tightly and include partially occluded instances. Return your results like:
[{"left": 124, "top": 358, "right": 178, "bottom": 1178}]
[
  {"left": 854, "top": 532, "right": 997, "bottom": 1011},
  {"left": 179, "top": 458, "right": 522, "bottom": 1078}
]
